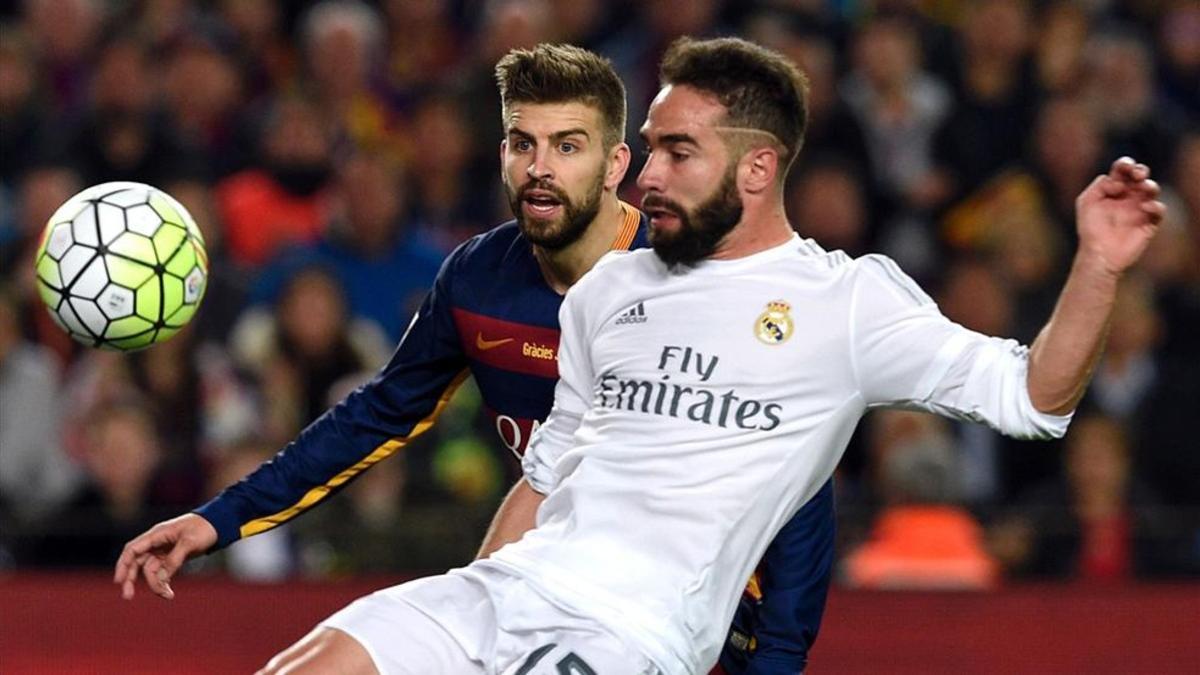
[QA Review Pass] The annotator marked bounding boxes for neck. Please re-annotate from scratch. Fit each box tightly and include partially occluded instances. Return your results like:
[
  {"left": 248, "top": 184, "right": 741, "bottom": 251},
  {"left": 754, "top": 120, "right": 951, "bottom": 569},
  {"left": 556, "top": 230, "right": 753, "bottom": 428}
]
[
  {"left": 533, "top": 193, "right": 627, "bottom": 294},
  {"left": 712, "top": 200, "right": 794, "bottom": 260}
]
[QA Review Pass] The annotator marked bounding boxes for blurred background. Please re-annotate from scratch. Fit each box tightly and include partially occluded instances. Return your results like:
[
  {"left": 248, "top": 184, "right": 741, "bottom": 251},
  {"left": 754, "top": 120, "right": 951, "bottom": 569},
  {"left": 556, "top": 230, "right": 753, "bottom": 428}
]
[{"left": 0, "top": 0, "right": 1198, "bottom": 672}]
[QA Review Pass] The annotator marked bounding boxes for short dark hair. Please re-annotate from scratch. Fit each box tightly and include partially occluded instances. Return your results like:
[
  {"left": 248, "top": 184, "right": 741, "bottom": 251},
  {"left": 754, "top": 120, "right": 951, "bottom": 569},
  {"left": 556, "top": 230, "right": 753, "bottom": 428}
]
[
  {"left": 495, "top": 43, "right": 627, "bottom": 150},
  {"left": 659, "top": 37, "right": 809, "bottom": 173}
]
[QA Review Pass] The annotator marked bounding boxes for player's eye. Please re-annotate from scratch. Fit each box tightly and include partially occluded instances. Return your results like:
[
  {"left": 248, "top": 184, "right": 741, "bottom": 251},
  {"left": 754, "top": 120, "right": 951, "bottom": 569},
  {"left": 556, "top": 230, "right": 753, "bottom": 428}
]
[
  {"left": 513, "top": 139, "right": 533, "bottom": 152},
  {"left": 670, "top": 151, "right": 689, "bottom": 162},
  {"left": 559, "top": 142, "right": 577, "bottom": 154}
]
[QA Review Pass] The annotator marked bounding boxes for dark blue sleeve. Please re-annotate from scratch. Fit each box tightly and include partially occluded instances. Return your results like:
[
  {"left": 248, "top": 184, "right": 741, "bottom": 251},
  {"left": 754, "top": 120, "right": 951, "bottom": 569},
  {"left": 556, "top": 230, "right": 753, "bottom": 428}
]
[
  {"left": 719, "top": 478, "right": 836, "bottom": 675},
  {"left": 194, "top": 249, "right": 469, "bottom": 550}
]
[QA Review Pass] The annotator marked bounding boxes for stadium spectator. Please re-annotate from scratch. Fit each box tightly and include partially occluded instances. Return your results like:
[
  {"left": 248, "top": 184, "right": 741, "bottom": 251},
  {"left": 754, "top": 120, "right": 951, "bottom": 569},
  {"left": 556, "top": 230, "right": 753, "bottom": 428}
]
[
  {"left": 1028, "top": 96, "right": 1107, "bottom": 233},
  {"left": 229, "top": 265, "right": 388, "bottom": 438},
  {"left": 1084, "top": 31, "right": 1184, "bottom": 175},
  {"left": 29, "top": 397, "right": 174, "bottom": 568},
  {"left": 787, "top": 160, "right": 870, "bottom": 258},
  {"left": 842, "top": 411, "right": 998, "bottom": 590},
  {"left": 23, "top": 0, "right": 105, "bottom": 115},
  {"left": 1033, "top": 1, "right": 1089, "bottom": 94},
  {"left": 404, "top": 92, "right": 497, "bottom": 249},
  {"left": 216, "top": 0, "right": 295, "bottom": 101},
  {"left": 1087, "top": 274, "right": 1163, "bottom": 423},
  {"left": 990, "top": 415, "right": 1185, "bottom": 580},
  {"left": 931, "top": 0, "right": 1039, "bottom": 204},
  {"left": 61, "top": 36, "right": 202, "bottom": 188},
  {"left": 381, "top": 0, "right": 463, "bottom": 98},
  {"left": 0, "top": 283, "right": 80, "bottom": 528},
  {"left": 1156, "top": 1, "right": 1200, "bottom": 116},
  {"left": 300, "top": 0, "right": 403, "bottom": 163},
  {"left": 253, "top": 151, "right": 444, "bottom": 341},
  {"left": 843, "top": 15, "right": 951, "bottom": 213},
  {"left": 0, "top": 27, "right": 47, "bottom": 187},
  {"left": 214, "top": 94, "right": 334, "bottom": 269},
  {"left": 161, "top": 27, "right": 251, "bottom": 180}
]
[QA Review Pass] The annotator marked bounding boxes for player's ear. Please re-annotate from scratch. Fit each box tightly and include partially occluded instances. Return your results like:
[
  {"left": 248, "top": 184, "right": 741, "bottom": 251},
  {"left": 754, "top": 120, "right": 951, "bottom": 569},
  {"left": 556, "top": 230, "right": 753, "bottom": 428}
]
[
  {"left": 740, "top": 146, "right": 779, "bottom": 195},
  {"left": 605, "top": 142, "right": 631, "bottom": 191},
  {"left": 498, "top": 139, "right": 508, "bottom": 179}
]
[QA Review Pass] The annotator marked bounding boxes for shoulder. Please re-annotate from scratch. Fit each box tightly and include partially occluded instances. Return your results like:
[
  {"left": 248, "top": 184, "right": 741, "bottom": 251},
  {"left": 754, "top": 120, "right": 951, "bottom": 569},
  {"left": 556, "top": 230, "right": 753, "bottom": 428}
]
[
  {"left": 576, "top": 248, "right": 660, "bottom": 290},
  {"left": 448, "top": 221, "right": 523, "bottom": 263},
  {"left": 848, "top": 252, "right": 934, "bottom": 307},
  {"left": 438, "top": 220, "right": 526, "bottom": 279}
]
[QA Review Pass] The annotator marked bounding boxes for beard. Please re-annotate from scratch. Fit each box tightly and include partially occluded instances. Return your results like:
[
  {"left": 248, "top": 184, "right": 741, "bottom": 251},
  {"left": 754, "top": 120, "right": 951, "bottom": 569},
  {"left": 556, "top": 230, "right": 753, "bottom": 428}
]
[
  {"left": 506, "top": 166, "right": 606, "bottom": 251},
  {"left": 643, "top": 166, "right": 743, "bottom": 266}
]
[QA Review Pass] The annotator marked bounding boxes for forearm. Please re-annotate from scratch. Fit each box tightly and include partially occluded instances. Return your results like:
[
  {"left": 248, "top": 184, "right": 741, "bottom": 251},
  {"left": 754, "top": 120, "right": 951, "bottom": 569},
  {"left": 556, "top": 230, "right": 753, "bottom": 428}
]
[
  {"left": 476, "top": 478, "right": 544, "bottom": 559},
  {"left": 1027, "top": 253, "right": 1121, "bottom": 415}
]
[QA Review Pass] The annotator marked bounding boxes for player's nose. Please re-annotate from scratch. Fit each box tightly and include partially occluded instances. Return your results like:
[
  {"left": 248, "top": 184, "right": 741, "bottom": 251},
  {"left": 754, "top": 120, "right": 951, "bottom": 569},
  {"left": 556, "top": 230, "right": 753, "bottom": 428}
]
[
  {"left": 636, "top": 152, "right": 664, "bottom": 192},
  {"left": 527, "top": 151, "right": 554, "bottom": 181}
]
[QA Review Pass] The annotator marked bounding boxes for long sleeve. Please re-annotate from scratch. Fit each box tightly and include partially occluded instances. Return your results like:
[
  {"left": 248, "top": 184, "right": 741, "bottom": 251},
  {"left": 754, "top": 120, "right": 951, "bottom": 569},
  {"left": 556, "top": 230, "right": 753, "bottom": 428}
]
[{"left": 850, "top": 255, "right": 1071, "bottom": 440}]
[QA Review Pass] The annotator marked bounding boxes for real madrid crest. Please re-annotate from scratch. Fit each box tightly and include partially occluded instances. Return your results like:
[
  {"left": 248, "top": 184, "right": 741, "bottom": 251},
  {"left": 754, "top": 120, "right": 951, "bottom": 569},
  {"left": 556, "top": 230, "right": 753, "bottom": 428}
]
[{"left": 755, "top": 300, "right": 793, "bottom": 345}]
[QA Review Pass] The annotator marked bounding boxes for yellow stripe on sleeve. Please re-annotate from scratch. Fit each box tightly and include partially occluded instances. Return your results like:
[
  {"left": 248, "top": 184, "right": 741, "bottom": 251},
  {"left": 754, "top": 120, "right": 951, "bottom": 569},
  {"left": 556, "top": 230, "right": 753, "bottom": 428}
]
[
  {"left": 239, "top": 369, "right": 472, "bottom": 539},
  {"left": 611, "top": 201, "right": 641, "bottom": 251}
]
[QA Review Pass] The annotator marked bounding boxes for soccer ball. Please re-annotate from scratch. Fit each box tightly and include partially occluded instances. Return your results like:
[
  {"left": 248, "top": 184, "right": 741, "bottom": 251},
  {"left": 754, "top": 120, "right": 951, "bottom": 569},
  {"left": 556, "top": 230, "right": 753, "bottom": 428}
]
[{"left": 33, "top": 182, "right": 208, "bottom": 351}]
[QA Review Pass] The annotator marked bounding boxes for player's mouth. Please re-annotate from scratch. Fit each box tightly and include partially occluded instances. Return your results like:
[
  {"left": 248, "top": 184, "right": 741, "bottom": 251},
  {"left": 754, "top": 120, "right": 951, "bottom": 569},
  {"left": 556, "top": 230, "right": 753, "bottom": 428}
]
[
  {"left": 522, "top": 190, "right": 564, "bottom": 219},
  {"left": 642, "top": 194, "right": 684, "bottom": 230},
  {"left": 645, "top": 206, "right": 681, "bottom": 229}
]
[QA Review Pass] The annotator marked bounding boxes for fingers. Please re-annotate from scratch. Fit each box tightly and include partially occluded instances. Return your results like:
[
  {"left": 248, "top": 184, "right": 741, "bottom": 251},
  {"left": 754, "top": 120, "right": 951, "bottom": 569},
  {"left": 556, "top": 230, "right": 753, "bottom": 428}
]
[
  {"left": 141, "top": 555, "right": 176, "bottom": 600},
  {"left": 1098, "top": 157, "right": 1160, "bottom": 202},
  {"left": 115, "top": 530, "right": 163, "bottom": 585},
  {"left": 1110, "top": 156, "right": 1149, "bottom": 183},
  {"left": 115, "top": 523, "right": 180, "bottom": 599},
  {"left": 1135, "top": 178, "right": 1161, "bottom": 199},
  {"left": 1141, "top": 199, "right": 1168, "bottom": 224}
]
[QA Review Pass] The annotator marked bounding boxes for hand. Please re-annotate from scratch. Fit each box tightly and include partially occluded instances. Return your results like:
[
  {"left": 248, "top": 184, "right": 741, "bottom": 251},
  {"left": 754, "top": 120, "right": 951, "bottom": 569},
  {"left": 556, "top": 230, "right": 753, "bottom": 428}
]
[
  {"left": 1075, "top": 157, "right": 1167, "bottom": 276},
  {"left": 113, "top": 513, "right": 218, "bottom": 600}
]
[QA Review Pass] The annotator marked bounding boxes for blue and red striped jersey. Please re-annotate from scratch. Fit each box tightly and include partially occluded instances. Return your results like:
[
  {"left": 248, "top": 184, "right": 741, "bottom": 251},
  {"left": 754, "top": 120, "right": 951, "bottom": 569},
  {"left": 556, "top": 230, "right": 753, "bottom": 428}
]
[{"left": 194, "top": 201, "right": 833, "bottom": 674}]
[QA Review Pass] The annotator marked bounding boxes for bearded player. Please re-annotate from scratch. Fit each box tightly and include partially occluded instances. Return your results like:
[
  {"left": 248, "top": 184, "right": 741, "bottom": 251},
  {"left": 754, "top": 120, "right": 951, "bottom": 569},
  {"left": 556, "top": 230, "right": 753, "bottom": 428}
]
[{"left": 115, "top": 44, "right": 834, "bottom": 674}]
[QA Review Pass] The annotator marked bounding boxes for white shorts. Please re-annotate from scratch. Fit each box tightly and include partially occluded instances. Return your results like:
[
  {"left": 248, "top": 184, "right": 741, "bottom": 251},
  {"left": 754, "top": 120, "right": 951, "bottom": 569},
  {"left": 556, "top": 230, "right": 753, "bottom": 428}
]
[{"left": 320, "top": 562, "right": 660, "bottom": 675}]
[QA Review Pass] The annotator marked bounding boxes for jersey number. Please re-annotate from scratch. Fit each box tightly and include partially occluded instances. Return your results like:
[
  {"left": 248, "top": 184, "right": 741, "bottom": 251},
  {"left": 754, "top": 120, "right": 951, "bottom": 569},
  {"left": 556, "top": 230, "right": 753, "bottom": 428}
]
[{"left": 513, "top": 644, "right": 597, "bottom": 675}]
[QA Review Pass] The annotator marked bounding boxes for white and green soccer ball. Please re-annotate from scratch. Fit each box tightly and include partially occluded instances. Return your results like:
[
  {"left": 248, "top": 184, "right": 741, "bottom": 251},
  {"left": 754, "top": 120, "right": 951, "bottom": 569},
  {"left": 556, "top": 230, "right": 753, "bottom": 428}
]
[{"left": 34, "top": 182, "right": 208, "bottom": 351}]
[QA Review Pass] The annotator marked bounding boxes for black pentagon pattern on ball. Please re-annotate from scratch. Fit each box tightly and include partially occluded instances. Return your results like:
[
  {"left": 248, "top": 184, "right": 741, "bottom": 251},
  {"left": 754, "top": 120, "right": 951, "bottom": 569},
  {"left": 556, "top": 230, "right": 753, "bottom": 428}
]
[{"left": 34, "top": 184, "right": 206, "bottom": 351}]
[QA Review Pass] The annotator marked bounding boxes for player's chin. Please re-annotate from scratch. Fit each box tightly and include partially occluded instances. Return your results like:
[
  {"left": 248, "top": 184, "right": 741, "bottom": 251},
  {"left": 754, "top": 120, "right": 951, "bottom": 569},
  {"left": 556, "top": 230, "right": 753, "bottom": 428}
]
[{"left": 519, "top": 218, "right": 568, "bottom": 247}]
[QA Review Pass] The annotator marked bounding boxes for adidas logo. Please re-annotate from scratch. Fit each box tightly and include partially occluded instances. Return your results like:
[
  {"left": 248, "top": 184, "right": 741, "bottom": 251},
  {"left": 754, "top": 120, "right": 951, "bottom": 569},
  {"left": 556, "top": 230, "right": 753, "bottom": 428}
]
[{"left": 615, "top": 302, "right": 648, "bottom": 325}]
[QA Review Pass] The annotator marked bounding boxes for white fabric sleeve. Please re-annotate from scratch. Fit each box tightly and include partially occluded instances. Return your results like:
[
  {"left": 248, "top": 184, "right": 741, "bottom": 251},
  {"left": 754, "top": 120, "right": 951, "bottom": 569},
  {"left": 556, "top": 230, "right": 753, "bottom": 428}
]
[
  {"left": 522, "top": 285, "right": 594, "bottom": 494},
  {"left": 850, "top": 255, "right": 1071, "bottom": 440}
]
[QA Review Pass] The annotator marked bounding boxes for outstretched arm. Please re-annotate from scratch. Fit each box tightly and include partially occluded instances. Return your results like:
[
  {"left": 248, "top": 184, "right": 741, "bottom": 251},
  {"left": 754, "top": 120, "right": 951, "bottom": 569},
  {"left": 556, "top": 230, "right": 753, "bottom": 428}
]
[
  {"left": 1027, "top": 157, "right": 1166, "bottom": 415},
  {"left": 114, "top": 251, "right": 470, "bottom": 600}
]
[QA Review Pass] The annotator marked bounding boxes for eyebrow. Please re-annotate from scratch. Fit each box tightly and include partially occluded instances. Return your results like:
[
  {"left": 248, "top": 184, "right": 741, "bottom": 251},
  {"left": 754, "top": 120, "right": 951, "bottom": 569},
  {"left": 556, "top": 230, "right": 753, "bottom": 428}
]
[
  {"left": 507, "top": 127, "right": 592, "bottom": 143},
  {"left": 640, "top": 131, "right": 700, "bottom": 147}
]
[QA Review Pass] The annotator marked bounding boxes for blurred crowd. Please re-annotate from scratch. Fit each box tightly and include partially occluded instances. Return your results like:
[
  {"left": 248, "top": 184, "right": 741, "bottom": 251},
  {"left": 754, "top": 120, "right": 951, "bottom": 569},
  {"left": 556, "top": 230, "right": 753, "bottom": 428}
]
[{"left": 0, "top": 0, "right": 1198, "bottom": 587}]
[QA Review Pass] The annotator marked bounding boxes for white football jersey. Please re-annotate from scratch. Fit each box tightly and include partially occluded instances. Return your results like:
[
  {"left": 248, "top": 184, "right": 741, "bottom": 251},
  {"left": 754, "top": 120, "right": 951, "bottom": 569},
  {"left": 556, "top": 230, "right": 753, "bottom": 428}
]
[{"left": 488, "top": 235, "right": 1070, "bottom": 674}]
